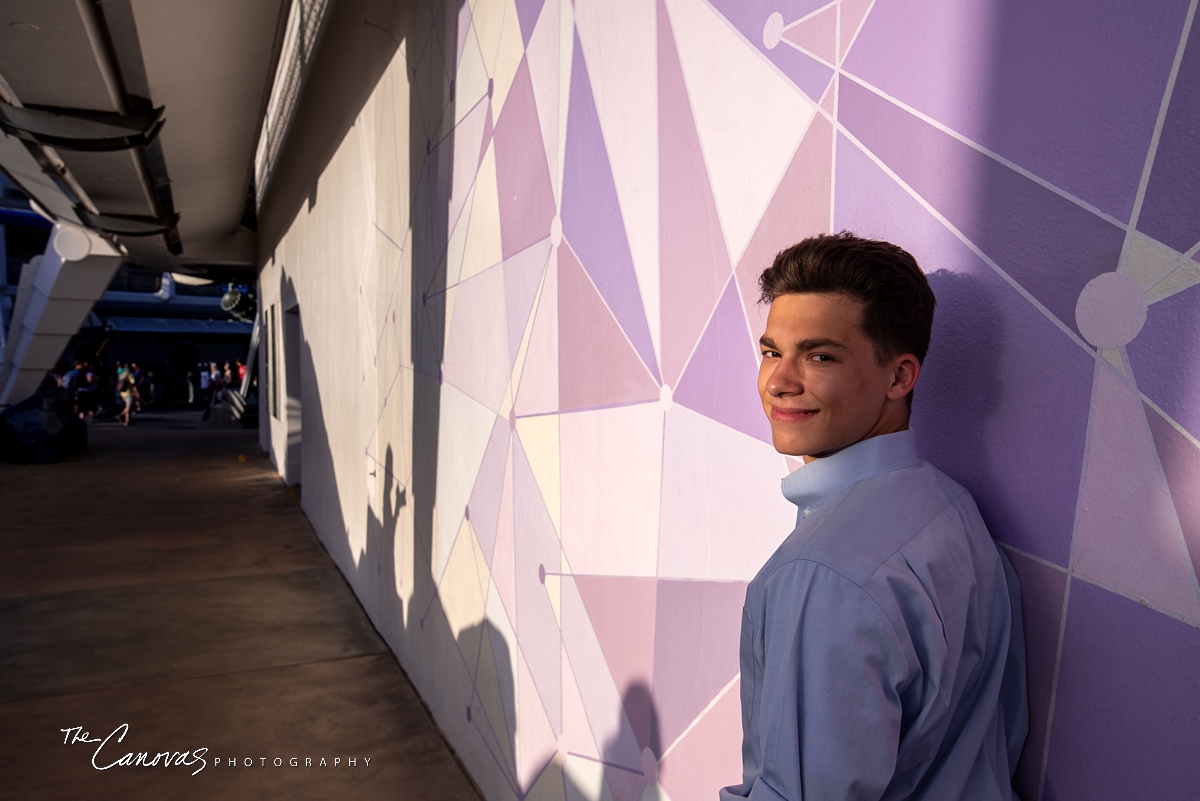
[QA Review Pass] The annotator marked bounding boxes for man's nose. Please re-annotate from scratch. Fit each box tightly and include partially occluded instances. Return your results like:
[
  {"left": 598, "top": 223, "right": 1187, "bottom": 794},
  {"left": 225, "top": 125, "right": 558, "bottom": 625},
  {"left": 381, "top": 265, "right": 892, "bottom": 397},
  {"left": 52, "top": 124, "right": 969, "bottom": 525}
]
[{"left": 767, "top": 358, "right": 803, "bottom": 396}]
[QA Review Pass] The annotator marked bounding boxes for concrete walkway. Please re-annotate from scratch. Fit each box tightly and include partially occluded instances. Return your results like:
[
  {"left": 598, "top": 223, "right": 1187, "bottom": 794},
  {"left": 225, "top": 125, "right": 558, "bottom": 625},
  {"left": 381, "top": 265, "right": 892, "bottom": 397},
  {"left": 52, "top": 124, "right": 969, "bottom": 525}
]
[{"left": 0, "top": 408, "right": 483, "bottom": 800}]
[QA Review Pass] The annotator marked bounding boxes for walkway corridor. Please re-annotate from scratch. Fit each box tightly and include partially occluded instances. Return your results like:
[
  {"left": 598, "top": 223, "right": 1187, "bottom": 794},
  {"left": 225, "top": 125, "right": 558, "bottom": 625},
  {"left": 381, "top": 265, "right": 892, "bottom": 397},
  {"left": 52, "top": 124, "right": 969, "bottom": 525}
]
[{"left": 0, "top": 409, "right": 483, "bottom": 800}]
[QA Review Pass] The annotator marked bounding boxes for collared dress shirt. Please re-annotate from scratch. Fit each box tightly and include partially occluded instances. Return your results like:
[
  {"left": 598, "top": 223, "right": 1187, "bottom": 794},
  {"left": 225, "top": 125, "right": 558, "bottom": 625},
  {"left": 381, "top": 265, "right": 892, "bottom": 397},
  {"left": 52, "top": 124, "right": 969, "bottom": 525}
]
[{"left": 720, "top": 430, "right": 1027, "bottom": 801}]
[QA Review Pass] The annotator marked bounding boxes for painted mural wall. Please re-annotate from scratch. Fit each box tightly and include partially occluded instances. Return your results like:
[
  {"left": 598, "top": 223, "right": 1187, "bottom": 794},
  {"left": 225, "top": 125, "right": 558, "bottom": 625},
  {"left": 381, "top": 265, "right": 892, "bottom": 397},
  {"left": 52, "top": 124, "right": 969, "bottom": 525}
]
[{"left": 258, "top": 0, "right": 1200, "bottom": 799}]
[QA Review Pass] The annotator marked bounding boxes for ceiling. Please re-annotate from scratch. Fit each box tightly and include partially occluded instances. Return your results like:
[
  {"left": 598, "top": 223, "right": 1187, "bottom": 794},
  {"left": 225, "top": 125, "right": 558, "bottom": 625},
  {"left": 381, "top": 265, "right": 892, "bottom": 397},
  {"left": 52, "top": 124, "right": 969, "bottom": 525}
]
[{"left": 0, "top": 0, "right": 290, "bottom": 279}]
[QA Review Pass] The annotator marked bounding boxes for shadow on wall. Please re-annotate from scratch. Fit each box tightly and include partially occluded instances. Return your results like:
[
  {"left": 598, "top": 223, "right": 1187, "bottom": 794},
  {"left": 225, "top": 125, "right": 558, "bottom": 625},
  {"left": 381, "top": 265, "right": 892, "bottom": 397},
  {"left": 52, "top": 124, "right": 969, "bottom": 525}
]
[
  {"left": 906, "top": 4, "right": 1198, "bottom": 799},
  {"left": 912, "top": 268, "right": 1004, "bottom": 498},
  {"left": 379, "top": 1, "right": 670, "bottom": 791},
  {"left": 366, "top": 439, "right": 667, "bottom": 800},
  {"left": 968, "top": 6, "right": 1151, "bottom": 800},
  {"left": 261, "top": 1, "right": 675, "bottom": 797}
]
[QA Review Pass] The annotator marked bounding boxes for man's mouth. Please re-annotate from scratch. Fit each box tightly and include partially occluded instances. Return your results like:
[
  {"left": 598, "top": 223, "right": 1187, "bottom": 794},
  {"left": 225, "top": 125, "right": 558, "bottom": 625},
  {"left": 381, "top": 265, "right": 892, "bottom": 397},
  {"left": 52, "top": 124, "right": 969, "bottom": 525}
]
[{"left": 770, "top": 407, "right": 818, "bottom": 423}]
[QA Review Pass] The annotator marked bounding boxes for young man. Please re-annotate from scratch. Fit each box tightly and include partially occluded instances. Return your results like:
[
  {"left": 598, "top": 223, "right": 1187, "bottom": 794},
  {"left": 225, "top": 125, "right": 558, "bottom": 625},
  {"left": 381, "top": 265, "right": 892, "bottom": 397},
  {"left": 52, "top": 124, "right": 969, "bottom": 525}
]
[{"left": 721, "top": 233, "right": 1027, "bottom": 801}]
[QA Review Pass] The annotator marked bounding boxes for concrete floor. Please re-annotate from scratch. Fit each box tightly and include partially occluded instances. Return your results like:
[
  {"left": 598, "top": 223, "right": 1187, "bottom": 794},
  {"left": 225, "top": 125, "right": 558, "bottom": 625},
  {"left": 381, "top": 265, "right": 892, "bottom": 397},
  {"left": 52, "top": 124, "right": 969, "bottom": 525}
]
[{"left": 0, "top": 408, "right": 483, "bottom": 800}]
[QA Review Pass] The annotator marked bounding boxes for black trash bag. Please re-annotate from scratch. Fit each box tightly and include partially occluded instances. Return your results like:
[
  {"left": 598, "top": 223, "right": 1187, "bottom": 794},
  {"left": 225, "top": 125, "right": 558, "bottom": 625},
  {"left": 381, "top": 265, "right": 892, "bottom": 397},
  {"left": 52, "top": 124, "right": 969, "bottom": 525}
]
[{"left": 0, "top": 392, "right": 88, "bottom": 464}]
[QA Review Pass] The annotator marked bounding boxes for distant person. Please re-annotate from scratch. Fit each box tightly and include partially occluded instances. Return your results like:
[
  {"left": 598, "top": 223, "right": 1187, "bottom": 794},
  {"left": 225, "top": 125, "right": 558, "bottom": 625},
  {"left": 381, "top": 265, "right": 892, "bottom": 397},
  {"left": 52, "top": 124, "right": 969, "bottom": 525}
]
[
  {"left": 116, "top": 364, "right": 137, "bottom": 426},
  {"left": 236, "top": 359, "right": 246, "bottom": 385},
  {"left": 62, "top": 361, "right": 80, "bottom": 391},
  {"left": 131, "top": 362, "right": 146, "bottom": 411},
  {"left": 199, "top": 363, "right": 212, "bottom": 405},
  {"left": 63, "top": 361, "right": 82, "bottom": 416},
  {"left": 207, "top": 362, "right": 222, "bottom": 402},
  {"left": 76, "top": 362, "right": 98, "bottom": 421}
]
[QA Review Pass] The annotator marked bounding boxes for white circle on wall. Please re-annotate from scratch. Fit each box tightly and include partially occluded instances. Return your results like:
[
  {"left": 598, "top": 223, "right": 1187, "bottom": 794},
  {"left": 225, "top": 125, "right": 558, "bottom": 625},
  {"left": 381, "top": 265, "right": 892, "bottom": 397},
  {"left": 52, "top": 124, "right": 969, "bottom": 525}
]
[
  {"left": 763, "top": 13, "right": 784, "bottom": 50},
  {"left": 1074, "top": 271, "right": 1147, "bottom": 349}
]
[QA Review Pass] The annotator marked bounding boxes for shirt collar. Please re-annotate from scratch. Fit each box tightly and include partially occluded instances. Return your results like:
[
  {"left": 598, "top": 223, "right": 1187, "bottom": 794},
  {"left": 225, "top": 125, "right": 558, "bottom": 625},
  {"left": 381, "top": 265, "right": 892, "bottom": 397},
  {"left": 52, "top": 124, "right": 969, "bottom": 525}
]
[{"left": 781, "top": 429, "right": 919, "bottom": 519}]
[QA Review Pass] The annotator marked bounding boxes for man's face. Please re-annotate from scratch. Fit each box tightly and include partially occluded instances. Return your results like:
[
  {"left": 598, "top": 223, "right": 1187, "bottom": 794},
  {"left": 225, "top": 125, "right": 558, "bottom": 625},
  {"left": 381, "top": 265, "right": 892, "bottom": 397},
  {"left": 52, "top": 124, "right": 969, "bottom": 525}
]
[{"left": 757, "top": 292, "right": 905, "bottom": 461}]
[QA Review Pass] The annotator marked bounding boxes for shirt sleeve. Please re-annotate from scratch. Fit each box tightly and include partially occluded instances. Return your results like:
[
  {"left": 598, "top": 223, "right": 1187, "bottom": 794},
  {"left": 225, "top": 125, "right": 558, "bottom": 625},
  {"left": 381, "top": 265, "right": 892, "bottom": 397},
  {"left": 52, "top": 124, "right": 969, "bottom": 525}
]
[{"left": 750, "top": 560, "right": 912, "bottom": 801}]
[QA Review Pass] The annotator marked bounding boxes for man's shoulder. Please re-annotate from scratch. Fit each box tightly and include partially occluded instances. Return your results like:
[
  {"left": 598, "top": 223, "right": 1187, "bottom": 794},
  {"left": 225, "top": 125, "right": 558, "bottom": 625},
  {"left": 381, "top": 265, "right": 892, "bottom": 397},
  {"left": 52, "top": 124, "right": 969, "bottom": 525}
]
[{"left": 771, "top": 461, "right": 982, "bottom": 587}]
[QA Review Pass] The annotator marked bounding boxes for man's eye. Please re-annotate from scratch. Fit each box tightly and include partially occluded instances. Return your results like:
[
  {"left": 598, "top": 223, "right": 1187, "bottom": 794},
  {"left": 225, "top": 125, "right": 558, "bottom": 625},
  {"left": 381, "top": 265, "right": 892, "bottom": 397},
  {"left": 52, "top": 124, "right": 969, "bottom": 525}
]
[
  {"left": 810, "top": 354, "right": 834, "bottom": 362},
  {"left": 761, "top": 350, "right": 781, "bottom": 359}
]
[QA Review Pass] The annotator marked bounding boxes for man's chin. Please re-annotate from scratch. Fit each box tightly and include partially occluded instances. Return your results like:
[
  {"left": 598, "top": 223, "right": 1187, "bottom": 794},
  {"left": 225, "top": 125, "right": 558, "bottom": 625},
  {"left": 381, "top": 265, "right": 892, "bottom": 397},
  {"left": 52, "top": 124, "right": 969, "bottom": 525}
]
[
  {"left": 771, "top": 435, "right": 813, "bottom": 460},
  {"left": 773, "top": 437, "right": 856, "bottom": 462}
]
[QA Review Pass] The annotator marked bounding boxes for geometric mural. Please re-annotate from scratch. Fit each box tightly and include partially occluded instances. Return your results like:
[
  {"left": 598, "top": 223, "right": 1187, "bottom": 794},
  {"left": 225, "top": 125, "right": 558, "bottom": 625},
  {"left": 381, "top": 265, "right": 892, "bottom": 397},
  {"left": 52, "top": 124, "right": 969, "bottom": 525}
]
[{"left": 268, "top": 1, "right": 1200, "bottom": 800}]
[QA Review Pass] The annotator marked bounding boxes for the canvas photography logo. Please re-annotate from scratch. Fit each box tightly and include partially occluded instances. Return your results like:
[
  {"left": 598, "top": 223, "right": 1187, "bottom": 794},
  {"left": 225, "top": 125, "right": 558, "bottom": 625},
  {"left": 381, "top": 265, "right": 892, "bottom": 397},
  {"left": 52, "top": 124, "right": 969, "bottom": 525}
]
[
  {"left": 60, "top": 723, "right": 211, "bottom": 776},
  {"left": 59, "top": 723, "right": 373, "bottom": 777},
  {"left": 0, "top": 670, "right": 414, "bottom": 801}
]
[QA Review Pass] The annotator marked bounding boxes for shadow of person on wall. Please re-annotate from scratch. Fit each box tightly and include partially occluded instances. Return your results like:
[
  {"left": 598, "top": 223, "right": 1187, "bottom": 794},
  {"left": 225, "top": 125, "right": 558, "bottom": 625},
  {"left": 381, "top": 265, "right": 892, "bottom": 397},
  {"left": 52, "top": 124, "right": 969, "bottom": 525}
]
[
  {"left": 365, "top": 444, "right": 405, "bottom": 624},
  {"left": 601, "top": 681, "right": 668, "bottom": 801},
  {"left": 911, "top": 268, "right": 1005, "bottom": 503},
  {"left": 912, "top": 267, "right": 1055, "bottom": 793}
]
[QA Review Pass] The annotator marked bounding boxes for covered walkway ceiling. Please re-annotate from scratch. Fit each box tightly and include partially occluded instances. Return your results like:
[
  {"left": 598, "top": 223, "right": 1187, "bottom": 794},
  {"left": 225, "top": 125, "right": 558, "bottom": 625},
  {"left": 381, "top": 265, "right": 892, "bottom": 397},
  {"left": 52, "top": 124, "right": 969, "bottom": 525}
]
[{"left": 0, "top": 0, "right": 290, "bottom": 280}]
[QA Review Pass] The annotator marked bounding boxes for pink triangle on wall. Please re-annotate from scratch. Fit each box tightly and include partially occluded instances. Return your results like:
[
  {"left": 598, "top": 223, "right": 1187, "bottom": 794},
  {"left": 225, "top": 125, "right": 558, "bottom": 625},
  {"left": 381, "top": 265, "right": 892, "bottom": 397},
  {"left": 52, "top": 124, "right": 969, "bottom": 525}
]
[
  {"left": 839, "top": 0, "right": 876, "bottom": 62},
  {"left": 658, "top": 0, "right": 732, "bottom": 389},
  {"left": 1071, "top": 365, "right": 1200, "bottom": 621},
  {"left": 782, "top": 4, "right": 837, "bottom": 65},
  {"left": 659, "top": 676, "right": 742, "bottom": 801},
  {"left": 651, "top": 579, "right": 748, "bottom": 750},
  {"left": 561, "top": 573, "right": 645, "bottom": 771},
  {"left": 558, "top": 242, "right": 660, "bottom": 412},
  {"left": 733, "top": 115, "right": 834, "bottom": 353},
  {"left": 574, "top": 576, "right": 658, "bottom": 702},
  {"left": 1146, "top": 404, "right": 1200, "bottom": 595},
  {"left": 494, "top": 57, "right": 556, "bottom": 261},
  {"left": 821, "top": 73, "right": 838, "bottom": 118}
]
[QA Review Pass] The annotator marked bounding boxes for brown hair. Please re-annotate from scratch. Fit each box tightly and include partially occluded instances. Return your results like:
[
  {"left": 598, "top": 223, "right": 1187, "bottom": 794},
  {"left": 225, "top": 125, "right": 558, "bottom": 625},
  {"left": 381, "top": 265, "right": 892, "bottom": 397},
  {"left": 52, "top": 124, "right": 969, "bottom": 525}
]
[{"left": 759, "top": 231, "right": 936, "bottom": 365}]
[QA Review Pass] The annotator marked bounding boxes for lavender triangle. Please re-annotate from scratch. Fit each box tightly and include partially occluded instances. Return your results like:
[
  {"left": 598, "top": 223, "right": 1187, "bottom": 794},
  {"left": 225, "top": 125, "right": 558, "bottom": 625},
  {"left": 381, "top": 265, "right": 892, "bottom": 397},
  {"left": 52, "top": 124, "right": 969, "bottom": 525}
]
[
  {"left": 674, "top": 277, "right": 772, "bottom": 442},
  {"left": 561, "top": 32, "right": 661, "bottom": 383},
  {"left": 514, "top": 0, "right": 546, "bottom": 47}
]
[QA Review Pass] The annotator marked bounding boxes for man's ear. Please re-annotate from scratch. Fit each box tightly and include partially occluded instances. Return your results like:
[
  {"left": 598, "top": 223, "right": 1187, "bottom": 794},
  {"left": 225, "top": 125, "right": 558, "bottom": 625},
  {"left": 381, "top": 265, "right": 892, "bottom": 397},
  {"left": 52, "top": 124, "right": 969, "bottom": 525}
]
[{"left": 886, "top": 354, "right": 921, "bottom": 401}]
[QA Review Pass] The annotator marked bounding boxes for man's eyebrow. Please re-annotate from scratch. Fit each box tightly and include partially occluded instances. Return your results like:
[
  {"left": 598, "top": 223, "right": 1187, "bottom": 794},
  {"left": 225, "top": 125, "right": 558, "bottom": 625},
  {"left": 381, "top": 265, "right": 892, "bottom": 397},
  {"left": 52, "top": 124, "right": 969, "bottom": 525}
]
[
  {"left": 795, "top": 337, "right": 848, "bottom": 351},
  {"left": 758, "top": 335, "right": 848, "bottom": 351}
]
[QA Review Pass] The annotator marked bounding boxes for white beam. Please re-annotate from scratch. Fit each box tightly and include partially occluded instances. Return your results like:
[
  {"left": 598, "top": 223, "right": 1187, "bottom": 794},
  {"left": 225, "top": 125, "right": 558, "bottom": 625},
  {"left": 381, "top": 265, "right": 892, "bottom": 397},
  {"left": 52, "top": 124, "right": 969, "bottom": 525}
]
[{"left": 0, "top": 222, "right": 121, "bottom": 405}]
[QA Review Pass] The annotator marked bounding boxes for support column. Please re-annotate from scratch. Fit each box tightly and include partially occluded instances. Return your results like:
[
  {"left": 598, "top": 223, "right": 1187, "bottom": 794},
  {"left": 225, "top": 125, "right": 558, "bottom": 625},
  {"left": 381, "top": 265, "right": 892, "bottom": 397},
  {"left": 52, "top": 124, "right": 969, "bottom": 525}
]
[{"left": 0, "top": 223, "right": 122, "bottom": 405}]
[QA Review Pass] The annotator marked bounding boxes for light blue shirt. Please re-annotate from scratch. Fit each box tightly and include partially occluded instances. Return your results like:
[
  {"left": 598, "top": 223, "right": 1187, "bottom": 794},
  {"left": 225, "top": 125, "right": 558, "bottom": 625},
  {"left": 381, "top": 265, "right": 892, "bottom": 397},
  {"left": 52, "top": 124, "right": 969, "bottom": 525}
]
[{"left": 720, "top": 430, "right": 1027, "bottom": 801}]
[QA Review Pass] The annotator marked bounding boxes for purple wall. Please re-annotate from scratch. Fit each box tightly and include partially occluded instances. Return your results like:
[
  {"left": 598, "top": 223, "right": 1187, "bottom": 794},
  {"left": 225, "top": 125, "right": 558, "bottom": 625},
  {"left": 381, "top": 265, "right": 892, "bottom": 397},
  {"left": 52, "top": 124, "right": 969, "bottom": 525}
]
[
  {"left": 286, "top": 1, "right": 1200, "bottom": 798},
  {"left": 840, "top": 1, "right": 1200, "bottom": 797}
]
